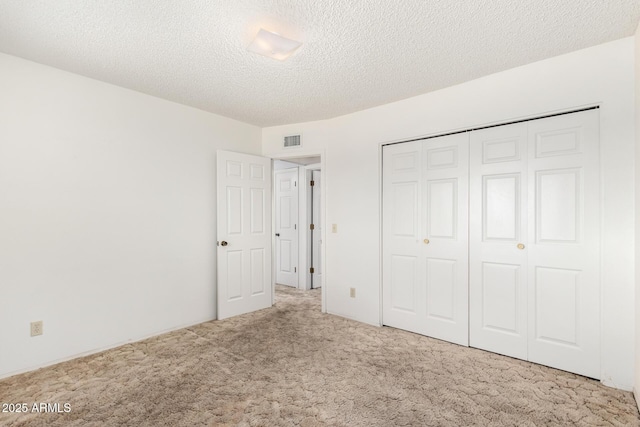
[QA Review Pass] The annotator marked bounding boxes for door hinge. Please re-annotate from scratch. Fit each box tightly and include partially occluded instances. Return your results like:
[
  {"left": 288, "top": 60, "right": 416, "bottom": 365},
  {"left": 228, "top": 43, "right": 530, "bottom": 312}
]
[
  {"left": 310, "top": 267, "right": 314, "bottom": 274},
  {"left": 294, "top": 267, "right": 297, "bottom": 273},
  {"left": 294, "top": 224, "right": 297, "bottom": 230},
  {"left": 310, "top": 180, "right": 315, "bottom": 187},
  {"left": 310, "top": 223, "right": 315, "bottom": 230},
  {"left": 294, "top": 181, "right": 297, "bottom": 187}
]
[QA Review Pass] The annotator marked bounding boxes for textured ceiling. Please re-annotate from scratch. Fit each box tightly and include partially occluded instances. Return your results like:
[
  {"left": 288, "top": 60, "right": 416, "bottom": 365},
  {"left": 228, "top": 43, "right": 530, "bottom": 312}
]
[{"left": 1, "top": 1, "right": 639, "bottom": 127}]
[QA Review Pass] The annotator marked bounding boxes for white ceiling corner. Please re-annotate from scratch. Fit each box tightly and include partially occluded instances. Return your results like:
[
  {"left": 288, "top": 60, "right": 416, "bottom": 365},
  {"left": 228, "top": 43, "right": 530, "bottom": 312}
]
[{"left": 0, "top": 0, "right": 639, "bottom": 127}]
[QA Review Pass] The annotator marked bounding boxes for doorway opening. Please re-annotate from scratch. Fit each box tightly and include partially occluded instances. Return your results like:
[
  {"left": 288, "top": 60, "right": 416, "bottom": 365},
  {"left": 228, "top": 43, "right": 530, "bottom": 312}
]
[
  {"left": 274, "top": 162, "right": 299, "bottom": 288},
  {"left": 308, "top": 168, "right": 322, "bottom": 289},
  {"left": 271, "top": 154, "right": 325, "bottom": 311}
]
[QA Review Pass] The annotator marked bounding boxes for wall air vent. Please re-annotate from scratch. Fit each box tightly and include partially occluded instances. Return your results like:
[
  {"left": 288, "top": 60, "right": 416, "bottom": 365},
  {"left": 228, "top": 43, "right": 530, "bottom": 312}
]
[{"left": 283, "top": 134, "right": 302, "bottom": 148}]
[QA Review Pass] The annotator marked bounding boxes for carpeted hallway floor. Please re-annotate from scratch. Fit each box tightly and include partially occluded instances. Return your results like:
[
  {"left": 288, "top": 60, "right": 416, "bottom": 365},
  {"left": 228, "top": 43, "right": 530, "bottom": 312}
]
[{"left": 1, "top": 285, "right": 639, "bottom": 426}]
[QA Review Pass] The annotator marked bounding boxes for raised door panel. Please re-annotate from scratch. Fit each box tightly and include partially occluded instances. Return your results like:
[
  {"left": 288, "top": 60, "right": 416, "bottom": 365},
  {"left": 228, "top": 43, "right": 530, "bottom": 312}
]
[
  {"left": 279, "top": 240, "right": 292, "bottom": 272},
  {"left": 250, "top": 249, "right": 266, "bottom": 296},
  {"left": 481, "top": 262, "right": 520, "bottom": 335},
  {"left": 426, "top": 146, "right": 458, "bottom": 170},
  {"left": 427, "top": 179, "right": 456, "bottom": 239},
  {"left": 227, "top": 187, "right": 243, "bottom": 235},
  {"left": 392, "top": 151, "right": 420, "bottom": 172},
  {"left": 226, "top": 250, "right": 243, "bottom": 301},
  {"left": 483, "top": 174, "right": 520, "bottom": 242},
  {"left": 392, "top": 183, "right": 418, "bottom": 237},
  {"left": 536, "top": 169, "right": 580, "bottom": 243},
  {"left": 482, "top": 137, "right": 521, "bottom": 164},
  {"left": 391, "top": 255, "right": 418, "bottom": 313},
  {"left": 534, "top": 127, "right": 581, "bottom": 158},
  {"left": 250, "top": 189, "right": 265, "bottom": 234},
  {"left": 469, "top": 122, "right": 527, "bottom": 360},
  {"left": 250, "top": 163, "right": 265, "bottom": 180},
  {"left": 226, "top": 160, "right": 242, "bottom": 178},
  {"left": 280, "top": 197, "right": 292, "bottom": 228},
  {"left": 426, "top": 258, "right": 456, "bottom": 322},
  {"left": 534, "top": 267, "right": 580, "bottom": 347}
]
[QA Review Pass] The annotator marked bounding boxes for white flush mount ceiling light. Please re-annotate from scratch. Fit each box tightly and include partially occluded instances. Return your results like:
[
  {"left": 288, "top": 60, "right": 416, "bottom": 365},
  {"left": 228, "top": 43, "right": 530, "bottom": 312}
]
[{"left": 247, "top": 29, "right": 302, "bottom": 61}]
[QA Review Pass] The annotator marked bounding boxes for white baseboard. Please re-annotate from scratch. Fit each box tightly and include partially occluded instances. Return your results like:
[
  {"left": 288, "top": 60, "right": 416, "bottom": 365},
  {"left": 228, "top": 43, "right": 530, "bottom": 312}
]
[{"left": 0, "top": 316, "right": 215, "bottom": 381}]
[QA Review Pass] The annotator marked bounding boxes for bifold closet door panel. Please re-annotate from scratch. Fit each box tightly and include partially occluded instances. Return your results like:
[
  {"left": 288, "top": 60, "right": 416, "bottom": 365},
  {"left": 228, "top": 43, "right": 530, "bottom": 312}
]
[
  {"left": 526, "top": 109, "right": 600, "bottom": 379},
  {"left": 382, "top": 141, "right": 424, "bottom": 335},
  {"left": 421, "top": 133, "right": 469, "bottom": 346},
  {"left": 469, "top": 123, "right": 528, "bottom": 359},
  {"left": 382, "top": 134, "right": 469, "bottom": 346}
]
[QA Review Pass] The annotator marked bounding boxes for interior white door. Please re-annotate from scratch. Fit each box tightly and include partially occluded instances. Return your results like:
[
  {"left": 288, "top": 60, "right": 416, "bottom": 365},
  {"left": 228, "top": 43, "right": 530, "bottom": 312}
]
[
  {"left": 383, "top": 133, "right": 469, "bottom": 346},
  {"left": 311, "top": 170, "right": 322, "bottom": 288},
  {"left": 383, "top": 141, "right": 423, "bottom": 334},
  {"left": 216, "top": 150, "right": 272, "bottom": 320},
  {"left": 469, "top": 122, "right": 528, "bottom": 359},
  {"left": 526, "top": 109, "right": 600, "bottom": 379},
  {"left": 421, "top": 133, "right": 469, "bottom": 346},
  {"left": 275, "top": 168, "right": 298, "bottom": 287}
]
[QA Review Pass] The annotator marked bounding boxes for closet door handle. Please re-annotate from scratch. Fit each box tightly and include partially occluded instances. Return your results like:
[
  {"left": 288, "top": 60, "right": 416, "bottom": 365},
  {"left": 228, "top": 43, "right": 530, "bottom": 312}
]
[
  {"left": 517, "top": 243, "right": 525, "bottom": 250},
  {"left": 423, "top": 239, "right": 430, "bottom": 244}
]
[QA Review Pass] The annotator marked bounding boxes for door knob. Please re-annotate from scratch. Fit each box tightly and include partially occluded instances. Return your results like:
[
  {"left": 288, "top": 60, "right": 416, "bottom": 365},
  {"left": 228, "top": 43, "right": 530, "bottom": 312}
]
[
  {"left": 275, "top": 233, "right": 280, "bottom": 237},
  {"left": 517, "top": 243, "right": 525, "bottom": 250},
  {"left": 423, "top": 239, "right": 430, "bottom": 244},
  {"left": 221, "top": 241, "right": 228, "bottom": 246}
]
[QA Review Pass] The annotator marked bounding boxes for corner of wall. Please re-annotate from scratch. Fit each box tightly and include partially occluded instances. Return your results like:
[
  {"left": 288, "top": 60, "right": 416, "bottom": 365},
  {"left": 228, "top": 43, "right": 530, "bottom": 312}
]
[{"left": 634, "top": 19, "right": 640, "bottom": 411}]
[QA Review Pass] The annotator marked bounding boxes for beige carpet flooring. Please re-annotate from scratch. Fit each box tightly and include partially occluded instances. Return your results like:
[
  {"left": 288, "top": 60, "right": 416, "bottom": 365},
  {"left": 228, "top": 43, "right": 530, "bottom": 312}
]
[{"left": 1, "top": 285, "right": 639, "bottom": 426}]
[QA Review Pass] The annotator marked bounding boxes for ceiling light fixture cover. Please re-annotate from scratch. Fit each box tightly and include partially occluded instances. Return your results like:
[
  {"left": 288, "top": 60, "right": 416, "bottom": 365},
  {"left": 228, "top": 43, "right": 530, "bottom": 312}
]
[{"left": 247, "top": 29, "right": 302, "bottom": 61}]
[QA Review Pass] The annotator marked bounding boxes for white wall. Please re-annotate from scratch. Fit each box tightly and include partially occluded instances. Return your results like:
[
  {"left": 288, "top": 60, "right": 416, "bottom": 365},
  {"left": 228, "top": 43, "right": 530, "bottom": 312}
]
[
  {"left": 0, "top": 53, "right": 261, "bottom": 378},
  {"left": 263, "top": 37, "right": 636, "bottom": 390}
]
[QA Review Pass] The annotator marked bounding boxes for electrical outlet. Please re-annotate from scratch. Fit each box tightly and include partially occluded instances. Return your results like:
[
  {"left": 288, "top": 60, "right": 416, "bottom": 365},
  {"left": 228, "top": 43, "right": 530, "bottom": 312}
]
[
  {"left": 30, "top": 321, "right": 43, "bottom": 337},
  {"left": 350, "top": 287, "right": 356, "bottom": 298},
  {"left": 332, "top": 224, "right": 338, "bottom": 233}
]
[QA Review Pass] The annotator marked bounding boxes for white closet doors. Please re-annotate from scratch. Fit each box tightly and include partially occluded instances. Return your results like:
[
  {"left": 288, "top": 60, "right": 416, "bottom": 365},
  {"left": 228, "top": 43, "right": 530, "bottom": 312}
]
[
  {"left": 469, "top": 109, "right": 600, "bottom": 379},
  {"left": 422, "top": 134, "right": 469, "bottom": 345},
  {"left": 383, "top": 133, "right": 469, "bottom": 346},
  {"left": 383, "top": 109, "right": 601, "bottom": 379},
  {"left": 382, "top": 141, "right": 422, "bottom": 334},
  {"left": 525, "top": 111, "right": 600, "bottom": 379},
  {"left": 469, "top": 122, "right": 528, "bottom": 360}
]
